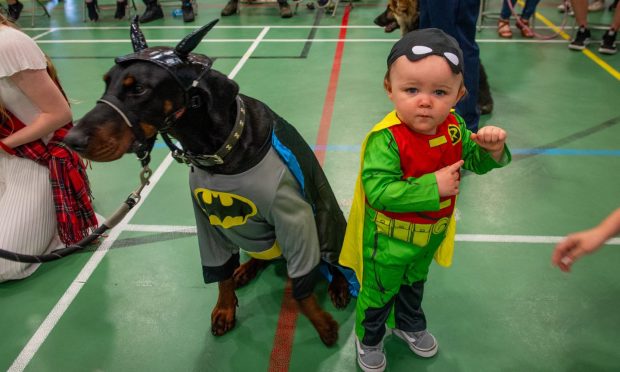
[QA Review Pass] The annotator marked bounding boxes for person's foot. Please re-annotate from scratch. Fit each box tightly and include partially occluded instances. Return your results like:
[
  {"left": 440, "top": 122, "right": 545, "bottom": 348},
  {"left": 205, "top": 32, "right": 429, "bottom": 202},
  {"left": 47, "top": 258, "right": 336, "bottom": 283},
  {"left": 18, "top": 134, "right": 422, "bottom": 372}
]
[
  {"left": 497, "top": 19, "right": 512, "bottom": 38},
  {"left": 516, "top": 17, "right": 534, "bottom": 38},
  {"left": 568, "top": 26, "right": 591, "bottom": 50},
  {"left": 557, "top": 1, "right": 574, "bottom": 15},
  {"left": 599, "top": 29, "right": 618, "bottom": 54},
  {"left": 139, "top": 3, "right": 164, "bottom": 23},
  {"left": 392, "top": 329, "right": 438, "bottom": 358},
  {"left": 278, "top": 2, "right": 292, "bottom": 18},
  {"left": 588, "top": 0, "right": 605, "bottom": 12},
  {"left": 114, "top": 0, "right": 127, "bottom": 19},
  {"left": 181, "top": 1, "right": 194, "bottom": 22},
  {"left": 221, "top": 0, "right": 238, "bottom": 16},
  {"left": 7, "top": 0, "right": 24, "bottom": 21},
  {"left": 355, "top": 337, "right": 386, "bottom": 372}
]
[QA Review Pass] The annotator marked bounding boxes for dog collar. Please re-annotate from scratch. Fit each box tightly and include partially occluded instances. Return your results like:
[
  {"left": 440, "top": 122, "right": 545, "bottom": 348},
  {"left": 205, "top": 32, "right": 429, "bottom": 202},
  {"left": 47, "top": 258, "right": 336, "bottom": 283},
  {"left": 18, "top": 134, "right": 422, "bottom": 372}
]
[{"left": 162, "top": 95, "right": 246, "bottom": 168}]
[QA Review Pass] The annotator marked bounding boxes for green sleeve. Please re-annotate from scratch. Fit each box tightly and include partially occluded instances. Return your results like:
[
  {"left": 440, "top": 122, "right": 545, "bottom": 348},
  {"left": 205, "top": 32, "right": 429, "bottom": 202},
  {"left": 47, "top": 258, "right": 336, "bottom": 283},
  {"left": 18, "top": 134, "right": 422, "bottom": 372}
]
[
  {"left": 361, "top": 129, "right": 440, "bottom": 213},
  {"left": 460, "top": 121, "right": 512, "bottom": 174}
]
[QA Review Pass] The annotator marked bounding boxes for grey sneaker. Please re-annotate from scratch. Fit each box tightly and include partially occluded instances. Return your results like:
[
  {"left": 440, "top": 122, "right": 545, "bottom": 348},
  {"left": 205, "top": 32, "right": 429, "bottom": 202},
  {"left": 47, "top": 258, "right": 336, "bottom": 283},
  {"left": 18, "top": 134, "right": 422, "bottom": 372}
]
[
  {"left": 393, "top": 329, "right": 438, "bottom": 358},
  {"left": 355, "top": 337, "right": 386, "bottom": 372}
]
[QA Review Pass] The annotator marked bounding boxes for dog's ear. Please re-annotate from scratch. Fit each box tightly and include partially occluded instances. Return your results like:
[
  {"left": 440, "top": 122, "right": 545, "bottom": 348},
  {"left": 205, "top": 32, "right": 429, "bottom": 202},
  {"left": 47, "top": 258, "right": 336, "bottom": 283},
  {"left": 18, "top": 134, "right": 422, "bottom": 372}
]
[
  {"left": 175, "top": 19, "right": 220, "bottom": 59},
  {"left": 130, "top": 16, "right": 148, "bottom": 52}
]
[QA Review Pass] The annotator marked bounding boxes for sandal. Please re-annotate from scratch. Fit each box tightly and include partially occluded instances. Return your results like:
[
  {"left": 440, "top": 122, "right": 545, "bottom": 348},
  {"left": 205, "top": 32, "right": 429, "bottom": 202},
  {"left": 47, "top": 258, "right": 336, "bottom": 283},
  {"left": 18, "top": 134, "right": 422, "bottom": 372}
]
[
  {"left": 497, "top": 19, "right": 512, "bottom": 38},
  {"left": 516, "top": 18, "right": 534, "bottom": 38}
]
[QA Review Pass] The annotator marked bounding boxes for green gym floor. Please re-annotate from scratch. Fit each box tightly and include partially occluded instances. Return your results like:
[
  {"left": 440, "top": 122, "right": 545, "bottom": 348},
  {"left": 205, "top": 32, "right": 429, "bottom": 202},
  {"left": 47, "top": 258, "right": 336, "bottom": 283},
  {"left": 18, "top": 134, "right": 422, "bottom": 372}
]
[{"left": 1, "top": 0, "right": 620, "bottom": 371}]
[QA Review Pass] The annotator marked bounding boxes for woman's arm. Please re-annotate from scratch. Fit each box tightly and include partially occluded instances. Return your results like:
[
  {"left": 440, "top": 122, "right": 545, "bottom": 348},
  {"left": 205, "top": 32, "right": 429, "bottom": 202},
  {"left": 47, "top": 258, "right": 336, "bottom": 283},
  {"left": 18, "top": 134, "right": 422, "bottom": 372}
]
[{"left": 0, "top": 68, "right": 71, "bottom": 150}]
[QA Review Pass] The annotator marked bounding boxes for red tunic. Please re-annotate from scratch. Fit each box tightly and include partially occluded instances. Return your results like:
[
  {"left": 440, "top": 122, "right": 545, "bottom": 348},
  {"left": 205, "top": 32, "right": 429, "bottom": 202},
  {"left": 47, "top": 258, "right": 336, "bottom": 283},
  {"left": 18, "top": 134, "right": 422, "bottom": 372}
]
[{"left": 379, "top": 114, "right": 463, "bottom": 225}]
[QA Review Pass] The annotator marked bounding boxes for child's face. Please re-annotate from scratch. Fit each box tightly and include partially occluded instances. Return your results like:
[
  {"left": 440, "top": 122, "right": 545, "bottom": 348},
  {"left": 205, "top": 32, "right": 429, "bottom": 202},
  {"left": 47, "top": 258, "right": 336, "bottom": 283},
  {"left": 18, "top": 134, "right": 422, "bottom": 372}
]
[{"left": 385, "top": 55, "right": 465, "bottom": 135}]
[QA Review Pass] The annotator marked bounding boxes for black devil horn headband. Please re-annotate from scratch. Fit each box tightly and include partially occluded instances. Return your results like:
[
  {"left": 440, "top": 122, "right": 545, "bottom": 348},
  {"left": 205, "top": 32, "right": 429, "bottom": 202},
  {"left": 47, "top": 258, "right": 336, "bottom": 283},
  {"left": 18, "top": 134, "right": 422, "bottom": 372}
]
[
  {"left": 175, "top": 18, "right": 219, "bottom": 59},
  {"left": 130, "top": 15, "right": 149, "bottom": 52}
]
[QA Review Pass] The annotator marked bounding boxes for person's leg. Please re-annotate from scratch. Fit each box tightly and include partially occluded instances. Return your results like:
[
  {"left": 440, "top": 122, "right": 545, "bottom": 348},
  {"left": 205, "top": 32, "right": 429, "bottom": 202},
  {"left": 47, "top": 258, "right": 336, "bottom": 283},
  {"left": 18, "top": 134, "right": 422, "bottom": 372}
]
[
  {"left": 569, "top": 0, "right": 592, "bottom": 49},
  {"left": 572, "top": 0, "right": 589, "bottom": 26},
  {"left": 419, "top": 0, "right": 480, "bottom": 131},
  {"left": 6, "top": 0, "right": 23, "bottom": 20},
  {"left": 500, "top": 0, "right": 514, "bottom": 19},
  {"left": 599, "top": 0, "right": 620, "bottom": 53},
  {"left": 114, "top": 0, "right": 128, "bottom": 19},
  {"left": 521, "top": 0, "right": 541, "bottom": 19},
  {"left": 181, "top": 0, "right": 195, "bottom": 22},
  {"left": 85, "top": 0, "right": 99, "bottom": 21}
]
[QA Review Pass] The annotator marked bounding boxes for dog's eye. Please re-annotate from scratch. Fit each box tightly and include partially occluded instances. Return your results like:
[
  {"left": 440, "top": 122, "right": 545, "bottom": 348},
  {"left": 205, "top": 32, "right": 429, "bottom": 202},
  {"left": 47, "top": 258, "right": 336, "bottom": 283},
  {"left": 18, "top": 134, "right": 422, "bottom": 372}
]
[{"left": 130, "top": 84, "right": 147, "bottom": 95}]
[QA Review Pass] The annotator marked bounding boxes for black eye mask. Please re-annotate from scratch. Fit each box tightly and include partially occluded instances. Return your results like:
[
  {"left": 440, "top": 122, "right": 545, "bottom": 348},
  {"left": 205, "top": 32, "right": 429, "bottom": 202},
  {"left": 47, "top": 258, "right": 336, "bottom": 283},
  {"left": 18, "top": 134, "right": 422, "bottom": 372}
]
[{"left": 387, "top": 28, "right": 464, "bottom": 75}]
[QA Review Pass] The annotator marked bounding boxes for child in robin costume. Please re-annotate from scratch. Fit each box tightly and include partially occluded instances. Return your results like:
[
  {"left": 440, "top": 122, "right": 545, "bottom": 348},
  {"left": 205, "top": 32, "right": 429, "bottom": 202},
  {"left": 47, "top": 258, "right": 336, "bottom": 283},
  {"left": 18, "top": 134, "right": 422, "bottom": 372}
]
[{"left": 339, "top": 28, "right": 511, "bottom": 372}]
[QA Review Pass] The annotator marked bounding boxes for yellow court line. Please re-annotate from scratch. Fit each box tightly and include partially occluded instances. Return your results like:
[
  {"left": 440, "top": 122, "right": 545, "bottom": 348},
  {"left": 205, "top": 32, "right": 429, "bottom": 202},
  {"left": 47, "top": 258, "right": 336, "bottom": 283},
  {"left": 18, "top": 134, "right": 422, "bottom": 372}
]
[{"left": 535, "top": 10, "right": 620, "bottom": 81}]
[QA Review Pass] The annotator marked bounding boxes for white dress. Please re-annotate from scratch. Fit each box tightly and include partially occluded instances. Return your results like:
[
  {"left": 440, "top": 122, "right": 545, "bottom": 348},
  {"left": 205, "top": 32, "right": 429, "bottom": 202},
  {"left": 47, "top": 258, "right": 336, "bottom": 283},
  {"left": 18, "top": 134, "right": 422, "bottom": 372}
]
[{"left": 0, "top": 25, "right": 60, "bottom": 282}]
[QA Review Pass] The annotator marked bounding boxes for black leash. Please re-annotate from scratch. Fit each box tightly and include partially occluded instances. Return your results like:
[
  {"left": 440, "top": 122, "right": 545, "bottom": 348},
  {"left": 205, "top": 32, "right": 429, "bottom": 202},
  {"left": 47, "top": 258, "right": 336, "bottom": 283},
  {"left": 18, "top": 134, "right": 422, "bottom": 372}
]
[{"left": 0, "top": 165, "right": 152, "bottom": 263}]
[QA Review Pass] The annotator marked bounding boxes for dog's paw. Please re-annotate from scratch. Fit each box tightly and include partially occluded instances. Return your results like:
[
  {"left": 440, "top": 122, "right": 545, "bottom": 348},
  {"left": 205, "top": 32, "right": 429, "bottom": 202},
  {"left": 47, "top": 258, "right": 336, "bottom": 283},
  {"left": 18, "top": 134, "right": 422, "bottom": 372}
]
[
  {"left": 211, "top": 307, "right": 236, "bottom": 336},
  {"left": 314, "top": 311, "right": 339, "bottom": 347},
  {"left": 327, "top": 270, "right": 352, "bottom": 309}
]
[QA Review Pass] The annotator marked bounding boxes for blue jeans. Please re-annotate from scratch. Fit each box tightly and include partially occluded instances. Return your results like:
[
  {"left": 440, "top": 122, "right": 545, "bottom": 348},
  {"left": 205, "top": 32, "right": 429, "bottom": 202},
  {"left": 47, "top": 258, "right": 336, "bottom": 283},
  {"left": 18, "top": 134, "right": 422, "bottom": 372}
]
[
  {"left": 501, "top": 0, "right": 541, "bottom": 20},
  {"left": 418, "top": 0, "right": 481, "bottom": 132}
]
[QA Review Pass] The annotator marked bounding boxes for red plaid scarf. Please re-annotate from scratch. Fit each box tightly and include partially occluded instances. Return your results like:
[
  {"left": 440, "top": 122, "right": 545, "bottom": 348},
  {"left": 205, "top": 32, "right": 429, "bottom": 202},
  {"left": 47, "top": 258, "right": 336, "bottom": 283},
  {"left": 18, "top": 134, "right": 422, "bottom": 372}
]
[{"left": 0, "top": 112, "right": 98, "bottom": 245}]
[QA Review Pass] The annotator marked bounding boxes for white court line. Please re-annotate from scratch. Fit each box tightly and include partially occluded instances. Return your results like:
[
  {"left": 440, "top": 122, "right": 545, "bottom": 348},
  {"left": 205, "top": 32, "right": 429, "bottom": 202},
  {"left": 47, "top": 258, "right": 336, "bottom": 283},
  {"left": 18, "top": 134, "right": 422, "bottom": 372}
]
[
  {"left": 34, "top": 38, "right": 570, "bottom": 44},
  {"left": 124, "top": 224, "right": 620, "bottom": 245},
  {"left": 7, "top": 26, "right": 270, "bottom": 372}
]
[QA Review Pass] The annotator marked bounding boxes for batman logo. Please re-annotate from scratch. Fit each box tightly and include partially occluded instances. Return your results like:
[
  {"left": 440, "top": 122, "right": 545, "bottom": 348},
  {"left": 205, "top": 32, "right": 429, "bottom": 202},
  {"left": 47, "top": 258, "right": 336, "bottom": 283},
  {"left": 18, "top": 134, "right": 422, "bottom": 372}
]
[
  {"left": 193, "top": 188, "right": 257, "bottom": 228},
  {"left": 448, "top": 124, "right": 461, "bottom": 145}
]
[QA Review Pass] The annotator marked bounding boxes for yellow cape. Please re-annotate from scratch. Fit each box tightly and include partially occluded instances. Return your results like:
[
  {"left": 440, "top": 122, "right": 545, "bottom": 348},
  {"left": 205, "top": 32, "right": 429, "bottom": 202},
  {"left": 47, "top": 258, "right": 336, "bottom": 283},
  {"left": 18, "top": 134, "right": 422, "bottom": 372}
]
[{"left": 338, "top": 111, "right": 456, "bottom": 287}]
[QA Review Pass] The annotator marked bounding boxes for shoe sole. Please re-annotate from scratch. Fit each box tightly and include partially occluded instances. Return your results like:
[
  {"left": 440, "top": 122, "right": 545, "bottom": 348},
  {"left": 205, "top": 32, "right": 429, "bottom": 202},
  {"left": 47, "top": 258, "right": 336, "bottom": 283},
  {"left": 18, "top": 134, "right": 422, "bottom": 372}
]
[
  {"left": 598, "top": 47, "right": 618, "bottom": 55},
  {"left": 393, "top": 329, "right": 438, "bottom": 358},
  {"left": 568, "top": 40, "right": 589, "bottom": 51},
  {"left": 355, "top": 338, "right": 386, "bottom": 372}
]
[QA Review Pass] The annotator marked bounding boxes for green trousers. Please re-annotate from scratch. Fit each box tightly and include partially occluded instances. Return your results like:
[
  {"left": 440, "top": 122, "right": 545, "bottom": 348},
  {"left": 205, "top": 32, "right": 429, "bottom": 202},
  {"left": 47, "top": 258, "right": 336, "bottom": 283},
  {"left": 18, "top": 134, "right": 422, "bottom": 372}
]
[{"left": 355, "top": 210, "right": 446, "bottom": 346}]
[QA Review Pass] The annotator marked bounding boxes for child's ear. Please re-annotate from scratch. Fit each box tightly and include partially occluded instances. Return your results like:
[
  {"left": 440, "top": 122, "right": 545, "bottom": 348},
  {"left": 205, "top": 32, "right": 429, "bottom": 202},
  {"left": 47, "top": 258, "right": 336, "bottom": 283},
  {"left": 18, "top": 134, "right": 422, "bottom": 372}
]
[
  {"left": 384, "top": 78, "right": 392, "bottom": 95},
  {"left": 457, "top": 85, "right": 467, "bottom": 102}
]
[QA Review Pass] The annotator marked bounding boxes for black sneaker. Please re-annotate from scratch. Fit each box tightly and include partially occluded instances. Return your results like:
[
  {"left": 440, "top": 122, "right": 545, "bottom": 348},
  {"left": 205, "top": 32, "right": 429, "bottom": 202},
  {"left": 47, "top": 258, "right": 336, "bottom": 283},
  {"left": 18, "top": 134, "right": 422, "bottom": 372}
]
[
  {"left": 181, "top": 1, "right": 194, "bottom": 22},
  {"left": 278, "top": 2, "right": 292, "bottom": 18},
  {"left": 599, "top": 30, "right": 617, "bottom": 55},
  {"left": 139, "top": 4, "right": 164, "bottom": 23},
  {"left": 7, "top": 0, "right": 24, "bottom": 21},
  {"left": 568, "top": 27, "right": 591, "bottom": 50}
]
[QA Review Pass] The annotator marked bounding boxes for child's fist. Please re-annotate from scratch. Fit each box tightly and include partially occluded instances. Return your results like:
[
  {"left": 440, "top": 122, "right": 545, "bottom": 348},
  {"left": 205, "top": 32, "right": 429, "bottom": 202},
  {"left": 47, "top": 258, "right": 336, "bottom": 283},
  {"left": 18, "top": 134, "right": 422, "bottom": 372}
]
[
  {"left": 470, "top": 126, "right": 507, "bottom": 153},
  {"left": 435, "top": 160, "right": 464, "bottom": 197}
]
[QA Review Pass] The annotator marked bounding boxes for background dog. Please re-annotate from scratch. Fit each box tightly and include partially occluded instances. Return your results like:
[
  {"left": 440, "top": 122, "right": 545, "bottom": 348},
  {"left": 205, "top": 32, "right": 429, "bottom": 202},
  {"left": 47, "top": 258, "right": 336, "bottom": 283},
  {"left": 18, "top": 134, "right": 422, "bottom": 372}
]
[
  {"left": 64, "top": 19, "right": 354, "bottom": 347},
  {"left": 388, "top": 0, "right": 419, "bottom": 35}
]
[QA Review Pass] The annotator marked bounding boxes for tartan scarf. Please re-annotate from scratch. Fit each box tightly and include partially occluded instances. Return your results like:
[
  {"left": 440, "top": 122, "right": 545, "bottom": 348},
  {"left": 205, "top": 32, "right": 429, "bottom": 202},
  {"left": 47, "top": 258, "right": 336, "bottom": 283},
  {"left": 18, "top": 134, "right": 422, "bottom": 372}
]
[{"left": 0, "top": 112, "right": 98, "bottom": 245}]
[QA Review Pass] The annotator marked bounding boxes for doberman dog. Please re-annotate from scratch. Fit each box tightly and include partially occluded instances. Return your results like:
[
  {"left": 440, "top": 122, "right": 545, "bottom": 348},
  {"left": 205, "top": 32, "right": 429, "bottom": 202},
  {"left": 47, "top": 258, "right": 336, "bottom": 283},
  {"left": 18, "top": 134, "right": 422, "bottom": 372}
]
[{"left": 63, "top": 19, "right": 355, "bottom": 346}]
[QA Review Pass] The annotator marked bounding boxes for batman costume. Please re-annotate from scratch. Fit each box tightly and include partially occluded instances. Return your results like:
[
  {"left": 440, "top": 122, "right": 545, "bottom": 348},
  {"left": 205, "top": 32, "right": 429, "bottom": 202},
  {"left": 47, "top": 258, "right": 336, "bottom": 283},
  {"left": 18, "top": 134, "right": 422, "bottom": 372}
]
[{"left": 191, "top": 116, "right": 358, "bottom": 300}]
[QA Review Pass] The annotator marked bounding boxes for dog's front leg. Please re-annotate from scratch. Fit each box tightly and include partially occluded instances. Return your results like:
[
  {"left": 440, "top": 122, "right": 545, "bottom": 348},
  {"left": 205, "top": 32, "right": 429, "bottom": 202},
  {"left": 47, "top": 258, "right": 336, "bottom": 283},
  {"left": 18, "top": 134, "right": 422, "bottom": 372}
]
[
  {"left": 211, "top": 278, "right": 238, "bottom": 336},
  {"left": 297, "top": 294, "right": 339, "bottom": 346},
  {"left": 327, "top": 267, "right": 352, "bottom": 309}
]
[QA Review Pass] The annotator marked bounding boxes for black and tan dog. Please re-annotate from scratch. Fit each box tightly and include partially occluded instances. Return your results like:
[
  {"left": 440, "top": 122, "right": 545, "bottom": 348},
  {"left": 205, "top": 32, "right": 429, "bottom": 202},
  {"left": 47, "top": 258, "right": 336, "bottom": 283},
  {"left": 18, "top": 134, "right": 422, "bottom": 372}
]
[{"left": 64, "top": 18, "right": 355, "bottom": 346}]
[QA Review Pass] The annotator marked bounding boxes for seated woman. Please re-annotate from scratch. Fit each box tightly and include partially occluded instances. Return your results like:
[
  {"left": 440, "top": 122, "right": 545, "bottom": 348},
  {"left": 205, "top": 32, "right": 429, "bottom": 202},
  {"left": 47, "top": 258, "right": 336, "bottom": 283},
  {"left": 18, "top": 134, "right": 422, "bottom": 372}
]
[{"left": 0, "top": 13, "right": 98, "bottom": 282}]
